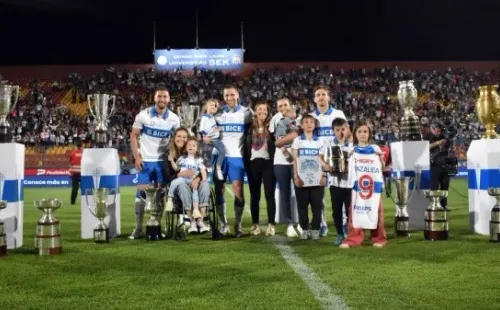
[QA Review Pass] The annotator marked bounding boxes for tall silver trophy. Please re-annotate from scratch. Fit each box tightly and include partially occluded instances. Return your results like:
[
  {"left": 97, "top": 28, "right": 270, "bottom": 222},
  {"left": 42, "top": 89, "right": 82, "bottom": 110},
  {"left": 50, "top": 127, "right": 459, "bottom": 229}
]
[
  {"left": 397, "top": 80, "right": 422, "bottom": 141},
  {"left": 85, "top": 188, "right": 116, "bottom": 243},
  {"left": 423, "top": 190, "right": 449, "bottom": 241},
  {"left": 87, "top": 94, "right": 116, "bottom": 147},
  {"left": 0, "top": 84, "right": 20, "bottom": 143},
  {"left": 177, "top": 102, "right": 200, "bottom": 135},
  {"left": 141, "top": 188, "right": 163, "bottom": 241},
  {"left": 487, "top": 187, "right": 500, "bottom": 242},
  {"left": 389, "top": 177, "right": 416, "bottom": 236},
  {"left": 0, "top": 172, "right": 7, "bottom": 256}
]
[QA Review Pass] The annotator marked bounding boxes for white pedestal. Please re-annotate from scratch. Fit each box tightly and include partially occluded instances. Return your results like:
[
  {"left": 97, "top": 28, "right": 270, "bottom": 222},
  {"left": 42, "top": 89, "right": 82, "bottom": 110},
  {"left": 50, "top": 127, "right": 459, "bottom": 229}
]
[
  {"left": 467, "top": 140, "right": 500, "bottom": 235},
  {"left": 0, "top": 143, "right": 24, "bottom": 249},
  {"left": 81, "top": 148, "right": 121, "bottom": 239},
  {"left": 275, "top": 179, "right": 299, "bottom": 224},
  {"left": 390, "top": 141, "right": 431, "bottom": 230}
]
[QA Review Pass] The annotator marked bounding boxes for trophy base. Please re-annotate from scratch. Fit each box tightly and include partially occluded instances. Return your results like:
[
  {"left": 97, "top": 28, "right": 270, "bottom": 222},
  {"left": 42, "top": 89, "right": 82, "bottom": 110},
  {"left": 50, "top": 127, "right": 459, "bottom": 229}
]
[
  {"left": 35, "top": 246, "right": 62, "bottom": 256},
  {"left": 146, "top": 225, "right": 162, "bottom": 241},
  {"left": 0, "top": 243, "right": 6, "bottom": 257},
  {"left": 489, "top": 220, "right": 500, "bottom": 242},
  {"left": 394, "top": 216, "right": 410, "bottom": 236},
  {"left": 95, "top": 131, "right": 108, "bottom": 148},
  {"left": 0, "top": 126, "right": 10, "bottom": 143},
  {"left": 424, "top": 229, "right": 449, "bottom": 241},
  {"left": 94, "top": 228, "right": 110, "bottom": 244}
]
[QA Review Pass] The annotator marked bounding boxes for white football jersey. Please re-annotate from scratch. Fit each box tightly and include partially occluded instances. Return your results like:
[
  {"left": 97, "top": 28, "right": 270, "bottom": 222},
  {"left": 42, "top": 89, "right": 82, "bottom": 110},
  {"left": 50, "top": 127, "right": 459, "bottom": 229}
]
[
  {"left": 133, "top": 106, "right": 181, "bottom": 162},
  {"left": 215, "top": 104, "right": 252, "bottom": 158}
]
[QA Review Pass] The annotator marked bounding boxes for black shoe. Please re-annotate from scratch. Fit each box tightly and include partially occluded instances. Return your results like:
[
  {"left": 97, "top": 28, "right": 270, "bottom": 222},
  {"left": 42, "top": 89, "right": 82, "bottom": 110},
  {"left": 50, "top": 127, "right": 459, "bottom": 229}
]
[
  {"left": 234, "top": 230, "right": 244, "bottom": 238},
  {"left": 442, "top": 206, "right": 451, "bottom": 211}
]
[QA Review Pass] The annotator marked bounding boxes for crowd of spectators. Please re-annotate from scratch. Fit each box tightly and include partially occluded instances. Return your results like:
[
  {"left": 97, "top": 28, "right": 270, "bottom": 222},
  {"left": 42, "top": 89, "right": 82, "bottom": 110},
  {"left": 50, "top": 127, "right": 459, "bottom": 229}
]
[{"left": 4, "top": 65, "right": 500, "bottom": 160}]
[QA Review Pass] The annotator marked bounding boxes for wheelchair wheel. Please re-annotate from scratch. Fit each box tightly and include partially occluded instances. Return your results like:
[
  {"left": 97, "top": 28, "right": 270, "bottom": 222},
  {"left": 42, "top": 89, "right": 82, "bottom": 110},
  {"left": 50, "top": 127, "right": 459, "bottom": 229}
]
[{"left": 207, "top": 188, "right": 221, "bottom": 240}]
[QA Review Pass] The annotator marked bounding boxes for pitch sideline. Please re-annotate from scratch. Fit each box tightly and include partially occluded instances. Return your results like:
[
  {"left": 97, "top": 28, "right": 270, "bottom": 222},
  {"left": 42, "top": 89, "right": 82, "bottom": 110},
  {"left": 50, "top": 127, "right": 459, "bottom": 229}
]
[{"left": 225, "top": 185, "right": 351, "bottom": 310}]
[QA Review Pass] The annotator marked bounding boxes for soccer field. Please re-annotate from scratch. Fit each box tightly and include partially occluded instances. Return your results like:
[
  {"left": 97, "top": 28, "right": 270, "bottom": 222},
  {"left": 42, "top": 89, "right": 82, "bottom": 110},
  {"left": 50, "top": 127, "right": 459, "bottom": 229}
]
[{"left": 1, "top": 178, "right": 498, "bottom": 310}]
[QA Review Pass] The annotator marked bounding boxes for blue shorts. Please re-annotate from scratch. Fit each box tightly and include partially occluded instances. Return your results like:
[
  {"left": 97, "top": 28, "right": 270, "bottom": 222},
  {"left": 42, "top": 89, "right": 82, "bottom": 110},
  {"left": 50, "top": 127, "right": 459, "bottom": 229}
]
[
  {"left": 213, "top": 156, "right": 245, "bottom": 182},
  {"left": 136, "top": 161, "right": 166, "bottom": 185}
]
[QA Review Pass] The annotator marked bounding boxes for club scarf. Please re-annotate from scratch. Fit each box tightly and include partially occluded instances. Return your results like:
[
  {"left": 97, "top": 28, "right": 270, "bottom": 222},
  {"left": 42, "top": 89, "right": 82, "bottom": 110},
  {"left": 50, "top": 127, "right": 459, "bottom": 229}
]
[{"left": 348, "top": 145, "right": 384, "bottom": 229}]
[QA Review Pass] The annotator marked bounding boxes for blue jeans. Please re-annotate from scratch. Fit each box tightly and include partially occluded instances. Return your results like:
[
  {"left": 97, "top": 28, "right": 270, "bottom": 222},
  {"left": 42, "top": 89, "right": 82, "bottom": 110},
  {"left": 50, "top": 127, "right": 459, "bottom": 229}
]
[{"left": 211, "top": 138, "right": 226, "bottom": 168}]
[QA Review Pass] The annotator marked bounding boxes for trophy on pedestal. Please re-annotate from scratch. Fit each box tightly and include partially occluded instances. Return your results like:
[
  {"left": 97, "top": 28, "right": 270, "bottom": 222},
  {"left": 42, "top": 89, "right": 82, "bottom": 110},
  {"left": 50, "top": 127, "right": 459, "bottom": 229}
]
[
  {"left": 142, "top": 188, "right": 163, "bottom": 241},
  {"left": 324, "top": 144, "right": 347, "bottom": 174},
  {"left": 487, "top": 187, "right": 500, "bottom": 242},
  {"left": 34, "top": 199, "right": 62, "bottom": 255},
  {"left": 0, "top": 84, "right": 20, "bottom": 143},
  {"left": 476, "top": 85, "right": 500, "bottom": 139},
  {"left": 0, "top": 172, "right": 7, "bottom": 256},
  {"left": 423, "top": 190, "right": 449, "bottom": 241},
  {"left": 177, "top": 102, "right": 200, "bottom": 135},
  {"left": 86, "top": 188, "right": 116, "bottom": 243},
  {"left": 87, "top": 93, "right": 116, "bottom": 148},
  {"left": 397, "top": 80, "right": 422, "bottom": 141},
  {"left": 389, "top": 176, "right": 416, "bottom": 236}
]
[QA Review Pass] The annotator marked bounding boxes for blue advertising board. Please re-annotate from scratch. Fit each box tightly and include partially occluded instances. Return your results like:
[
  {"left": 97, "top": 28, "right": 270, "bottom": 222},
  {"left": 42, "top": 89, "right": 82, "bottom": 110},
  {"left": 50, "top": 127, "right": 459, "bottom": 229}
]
[
  {"left": 23, "top": 175, "right": 139, "bottom": 188},
  {"left": 154, "top": 49, "right": 244, "bottom": 71}
]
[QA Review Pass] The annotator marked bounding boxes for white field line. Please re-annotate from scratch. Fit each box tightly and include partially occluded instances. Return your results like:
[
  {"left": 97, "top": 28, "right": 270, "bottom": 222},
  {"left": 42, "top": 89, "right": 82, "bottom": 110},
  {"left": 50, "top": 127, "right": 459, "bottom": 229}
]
[{"left": 224, "top": 185, "right": 350, "bottom": 310}]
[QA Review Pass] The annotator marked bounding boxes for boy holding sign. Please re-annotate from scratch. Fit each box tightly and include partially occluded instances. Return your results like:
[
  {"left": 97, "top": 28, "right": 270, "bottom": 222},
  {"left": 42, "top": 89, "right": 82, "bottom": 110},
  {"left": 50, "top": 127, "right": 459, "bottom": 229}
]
[
  {"left": 340, "top": 120, "right": 387, "bottom": 248},
  {"left": 292, "top": 114, "right": 327, "bottom": 240}
]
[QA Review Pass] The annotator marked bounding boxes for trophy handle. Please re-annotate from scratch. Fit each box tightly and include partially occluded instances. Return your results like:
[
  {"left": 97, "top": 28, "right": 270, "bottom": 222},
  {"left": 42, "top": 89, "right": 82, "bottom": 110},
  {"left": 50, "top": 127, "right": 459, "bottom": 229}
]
[
  {"left": 10, "top": 86, "right": 20, "bottom": 112},
  {"left": 109, "top": 95, "right": 117, "bottom": 117},
  {"left": 87, "top": 95, "right": 96, "bottom": 119},
  {"left": 407, "top": 176, "right": 417, "bottom": 203},
  {"left": 85, "top": 190, "right": 98, "bottom": 218},
  {"left": 139, "top": 190, "right": 146, "bottom": 203}
]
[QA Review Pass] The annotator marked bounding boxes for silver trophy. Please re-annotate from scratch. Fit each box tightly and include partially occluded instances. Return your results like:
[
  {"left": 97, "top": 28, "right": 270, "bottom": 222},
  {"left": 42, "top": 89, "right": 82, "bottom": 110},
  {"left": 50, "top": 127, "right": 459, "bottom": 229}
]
[
  {"left": 141, "top": 188, "right": 163, "bottom": 241},
  {"left": 389, "top": 177, "right": 416, "bottom": 236},
  {"left": 397, "top": 80, "right": 422, "bottom": 141},
  {"left": 177, "top": 102, "right": 200, "bottom": 135},
  {"left": 87, "top": 93, "right": 116, "bottom": 147},
  {"left": 487, "top": 187, "right": 500, "bottom": 242},
  {"left": 0, "top": 84, "right": 20, "bottom": 143},
  {"left": 0, "top": 172, "right": 6, "bottom": 256},
  {"left": 423, "top": 190, "right": 449, "bottom": 241},
  {"left": 85, "top": 188, "right": 116, "bottom": 243},
  {"left": 34, "top": 198, "right": 62, "bottom": 255}
]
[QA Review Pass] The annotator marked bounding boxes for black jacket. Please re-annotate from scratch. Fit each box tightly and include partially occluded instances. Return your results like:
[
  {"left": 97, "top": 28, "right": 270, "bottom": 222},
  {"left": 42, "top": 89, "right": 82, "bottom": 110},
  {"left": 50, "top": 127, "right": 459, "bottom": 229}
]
[{"left": 243, "top": 126, "right": 276, "bottom": 165}]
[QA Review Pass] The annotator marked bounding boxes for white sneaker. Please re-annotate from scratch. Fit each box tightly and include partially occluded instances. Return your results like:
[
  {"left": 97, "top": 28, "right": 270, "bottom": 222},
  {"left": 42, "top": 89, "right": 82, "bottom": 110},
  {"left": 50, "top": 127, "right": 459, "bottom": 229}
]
[
  {"left": 295, "top": 224, "right": 303, "bottom": 236},
  {"left": 165, "top": 197, "right": 174, "bottom": 212},
  {"left": 197, "top": 220, "right": 210, "bottom": 233},
  {"left": 339, "top": 244, "right": 350, "bottom": 249},
  {"left": 216, "top": 166, "right": 224, "bottom": 180},
  {"left": 300, "top": 230, "right": 309, "bottom": 240},
  {"left": 128, "top": 229, "right": 142, "bottom": 240},
  {"left": 286, "top": 225, "right": 298, "bottom": 237},
  {"left": 220, "top": 224, "right": 230, "bottom": 235},
  {"left": 188, "top": 221, "right": 198, "bottom": 234},
  {"left": 311, "top": 230, "right": 320, "bottom": 240}
]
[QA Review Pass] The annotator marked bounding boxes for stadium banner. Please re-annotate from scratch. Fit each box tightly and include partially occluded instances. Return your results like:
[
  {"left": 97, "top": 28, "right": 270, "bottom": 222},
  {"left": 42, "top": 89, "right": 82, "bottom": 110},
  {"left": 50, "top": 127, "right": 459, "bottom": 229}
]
[
  {"left": 154, "top": 49, "right": 244, "bottom": 71},
  {"left": 24, "top": 175, "right": 138, "bottom": 188},
  {"left": 25, "top": 168, "right": 70, "bottom": 176}
]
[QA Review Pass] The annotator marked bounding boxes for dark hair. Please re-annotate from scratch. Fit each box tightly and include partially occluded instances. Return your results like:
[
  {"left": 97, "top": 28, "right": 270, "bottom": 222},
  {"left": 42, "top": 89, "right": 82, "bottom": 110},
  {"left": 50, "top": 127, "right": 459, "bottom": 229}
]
[
  {"left": 353, "top": 120, "right": 373, "bottom": 145},
  {"left": 223, "top": 84, "right": 239, "bottom": 92},
  {"left": 75, "top": 139, "right": 83, "bottom": 148},
  {"left": 155, "top": 88, "right": 169, "bottom": 95},
  {"left": 331, "top": 118, "right": 347, "bottom": 128},
  {"left": 314, "top": 85, "right": 330, "bottom": 94},
  {"left": 300, "top": 113, "right": 318, "bottom": 127}
]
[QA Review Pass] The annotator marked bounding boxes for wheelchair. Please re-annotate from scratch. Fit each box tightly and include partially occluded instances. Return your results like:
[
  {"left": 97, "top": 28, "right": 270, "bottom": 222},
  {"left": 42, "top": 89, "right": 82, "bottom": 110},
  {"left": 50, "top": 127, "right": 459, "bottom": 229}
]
[{"left": 164, "top": 187, "right": 221, "bottom": 241}]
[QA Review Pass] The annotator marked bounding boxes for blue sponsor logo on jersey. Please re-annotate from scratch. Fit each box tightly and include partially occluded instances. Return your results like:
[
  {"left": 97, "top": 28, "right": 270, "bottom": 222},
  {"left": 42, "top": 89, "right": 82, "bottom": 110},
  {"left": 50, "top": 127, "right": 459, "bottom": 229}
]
[
  {"left": 316, "top": 127, "right": 333, "bottom": 137},
  {"left": 222, "top": 123, "right": 243, "bottom": 133},
  {"left": 299, "top": 148, "right": 319, "bottom": 156},
  {"left": 142, "top": 126, "right": 173, "bottom": 138}
]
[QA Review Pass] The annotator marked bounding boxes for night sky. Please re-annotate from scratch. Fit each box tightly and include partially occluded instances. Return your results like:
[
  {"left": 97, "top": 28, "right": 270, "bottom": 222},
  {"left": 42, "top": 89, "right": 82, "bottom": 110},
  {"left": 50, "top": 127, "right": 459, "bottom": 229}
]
[{"left": 0, "top": 0, "right": 499, "bottom": 65}]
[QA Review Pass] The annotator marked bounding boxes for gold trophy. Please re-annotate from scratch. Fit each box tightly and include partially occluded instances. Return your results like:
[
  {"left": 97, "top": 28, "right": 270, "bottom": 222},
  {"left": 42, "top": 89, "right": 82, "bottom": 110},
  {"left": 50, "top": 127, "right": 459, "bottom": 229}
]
[
  {"left": 397, "top": 80, "right": 422, "bottom": 141},
  {"left": 487, "top": 187, "right": 500, "bottom": 242},
  {"left": 476, "top": 85, "right": 500, "bottom": 139},
  {"left": 34, "top": 199, "right": 62, "bottom": 255}
]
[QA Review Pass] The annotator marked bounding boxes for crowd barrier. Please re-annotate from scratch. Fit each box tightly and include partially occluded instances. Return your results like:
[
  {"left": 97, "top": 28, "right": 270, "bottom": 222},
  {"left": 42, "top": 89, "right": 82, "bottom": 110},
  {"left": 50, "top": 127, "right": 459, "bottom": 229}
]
[{"left": 23, "top": 161, "right": 468, "bottom": 188}]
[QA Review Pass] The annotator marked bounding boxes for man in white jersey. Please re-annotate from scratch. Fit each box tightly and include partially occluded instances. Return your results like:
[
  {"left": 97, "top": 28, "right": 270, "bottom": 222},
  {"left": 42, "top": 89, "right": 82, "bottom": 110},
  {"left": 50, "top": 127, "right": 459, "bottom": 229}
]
[
  {"left": 209, "top": 85, "right": 253, "bottom": 238},
  {"left": 276, "top": 85, "right": 347, "bottom": 237},
  {"left": 128, "top": 88, "right": 181, "bottom": 239}
]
